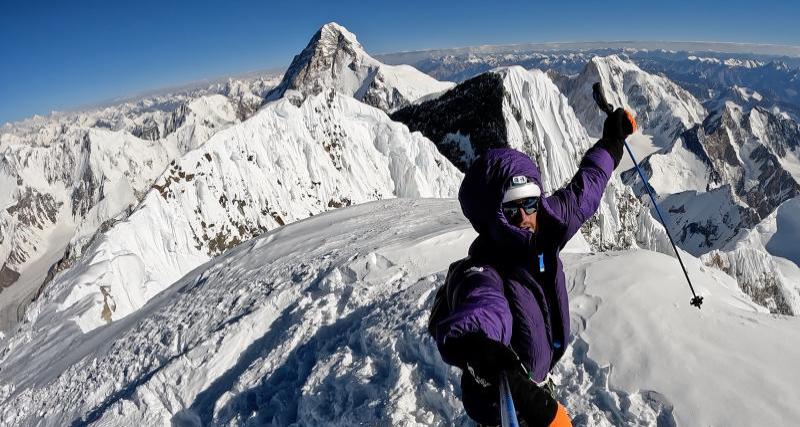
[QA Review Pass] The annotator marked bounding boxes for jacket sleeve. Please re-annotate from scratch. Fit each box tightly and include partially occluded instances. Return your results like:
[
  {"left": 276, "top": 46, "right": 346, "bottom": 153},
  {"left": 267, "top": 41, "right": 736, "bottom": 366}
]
[
  {"left": 432, "top": 263, "right": 512, "bottom": 369},
  {"left": 540, "top": 143, "right": 617, "bottom": 247}
]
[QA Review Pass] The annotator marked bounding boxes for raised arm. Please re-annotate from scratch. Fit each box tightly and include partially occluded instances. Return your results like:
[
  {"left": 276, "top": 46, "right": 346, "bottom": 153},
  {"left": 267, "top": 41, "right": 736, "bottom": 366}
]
[{"left": 540, "top": 108, "right": 636, "bottom": 247}]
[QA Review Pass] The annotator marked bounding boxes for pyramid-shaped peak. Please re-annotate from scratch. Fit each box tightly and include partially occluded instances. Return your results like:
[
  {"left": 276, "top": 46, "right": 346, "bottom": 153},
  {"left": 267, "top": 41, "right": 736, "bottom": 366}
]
[
  {"left": 308, "top": 22, "right": 365, "bottom": 56},
  {"left": 317, "top": 22, "right": 360, "bottom": 44},
  {"left": 266, "top": 22, "right": 452, "bottom": 111}
]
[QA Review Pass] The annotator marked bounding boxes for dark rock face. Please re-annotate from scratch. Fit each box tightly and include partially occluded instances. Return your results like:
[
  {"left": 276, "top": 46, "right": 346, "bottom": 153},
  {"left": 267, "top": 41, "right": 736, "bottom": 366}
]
[
  {"left": 165, "top": 103, "right": 188, "bottom": 136},
  {"left": 391, "top": 73, "right": 508, "bottom": 171},
  {"left": 747, "top": 144, "right": 799, "bottom": 217},
  {"left": 743, "top": 278, "right": 793, "bottom": 316},
  {"left": 266, "top": 24, "right": 362, "bottom": 102},
  {"left": 5, "top": 187, "right": 62, "bottom": 266},
  {"left": 70, "top": 139, "right": 99, "bottom": 218},
  {"left": 646, "top": 103, "right": 799, "bottom": 225},
  {"left": 0, "top": 264, "right": 20, "bottom": 292},
  {"left": 755, "top": 106, "right": 800, "bottom": 157},
  {"left": 362, "top": 77, "right": 408, "bottom": 112},
  {"left": 705, "top": 252, "right": 794, "bottom": 315},
  {"left": 132, "top": 118, "right": 160, "bottom": 141},
  {"left": 701, "top": 109, "right": 743, "bottom": 169}
]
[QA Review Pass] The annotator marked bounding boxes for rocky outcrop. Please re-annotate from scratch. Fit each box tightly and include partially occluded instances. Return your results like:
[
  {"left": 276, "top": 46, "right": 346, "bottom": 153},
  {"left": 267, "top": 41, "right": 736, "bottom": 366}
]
[{"left": 390, "top": 72, "right": 507, "bottom": 170}]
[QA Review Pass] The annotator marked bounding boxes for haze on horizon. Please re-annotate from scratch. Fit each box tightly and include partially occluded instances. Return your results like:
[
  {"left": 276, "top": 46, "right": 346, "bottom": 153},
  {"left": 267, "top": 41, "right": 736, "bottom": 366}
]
[{"left": 2, "top": 0, "right": 799, "bottom": 125}]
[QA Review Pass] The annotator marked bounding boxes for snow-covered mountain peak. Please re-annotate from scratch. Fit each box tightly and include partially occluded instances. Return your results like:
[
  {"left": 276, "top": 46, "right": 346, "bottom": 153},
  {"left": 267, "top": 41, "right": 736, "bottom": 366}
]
[
  {"left": 4, "top": 89, "right": 462, "bottom": 343},
  {"left": 586, "top": 54, "right": 637, "bottom": 77},
  {"left": 316, "top": 21, "right": 362, "bottom": 51},
  {"left": 556, "top": 54, "right": 706, "bottom": 149},
  {"left": 266, "top": 23, "right": 453, "bottom": 111},
  {"left": 492, "top": 66, "right": 594, "bottom": 190},
  {"left": 0, "top": 73, "right": 284, "bottom": 334},
  {"left": 393, "top": 65, "right": 590, "bottom": 181}
]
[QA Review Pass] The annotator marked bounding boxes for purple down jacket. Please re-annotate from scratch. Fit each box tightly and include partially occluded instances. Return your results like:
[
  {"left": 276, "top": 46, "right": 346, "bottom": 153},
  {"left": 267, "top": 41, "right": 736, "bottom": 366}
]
[{"left": 428, "top": 145, "right": 615, "bottom": 412}]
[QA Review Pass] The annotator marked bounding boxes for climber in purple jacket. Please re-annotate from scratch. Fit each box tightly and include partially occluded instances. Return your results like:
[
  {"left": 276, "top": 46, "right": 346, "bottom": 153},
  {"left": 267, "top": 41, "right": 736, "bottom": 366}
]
[{"left": 428, "top": 108, "right": 637, "bottom": 426}]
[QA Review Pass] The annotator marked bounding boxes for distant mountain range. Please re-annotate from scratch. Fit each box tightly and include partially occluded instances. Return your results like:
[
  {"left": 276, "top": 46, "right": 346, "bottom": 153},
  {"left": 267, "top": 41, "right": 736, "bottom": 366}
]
[{"left": 2, "top": 22, "right": 800, "bottom": 426}]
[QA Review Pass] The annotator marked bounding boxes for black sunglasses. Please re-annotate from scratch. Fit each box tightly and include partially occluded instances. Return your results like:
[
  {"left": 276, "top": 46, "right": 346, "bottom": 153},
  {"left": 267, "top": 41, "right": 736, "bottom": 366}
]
[{"left": 502, "top": 197, "right": 539, "bottom": 221}]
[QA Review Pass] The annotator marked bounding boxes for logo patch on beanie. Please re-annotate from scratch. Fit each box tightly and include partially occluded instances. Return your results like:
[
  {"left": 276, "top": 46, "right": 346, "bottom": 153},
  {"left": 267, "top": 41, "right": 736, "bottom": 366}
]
[{"left": 511, "top": 176, "right": 528, "bottom": 185}]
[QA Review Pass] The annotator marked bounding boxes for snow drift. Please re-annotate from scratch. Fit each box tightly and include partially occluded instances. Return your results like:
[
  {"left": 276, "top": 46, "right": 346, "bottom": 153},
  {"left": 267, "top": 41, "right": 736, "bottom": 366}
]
[{"left": 1, "top": 200, "right": 797, "bottom": 426}]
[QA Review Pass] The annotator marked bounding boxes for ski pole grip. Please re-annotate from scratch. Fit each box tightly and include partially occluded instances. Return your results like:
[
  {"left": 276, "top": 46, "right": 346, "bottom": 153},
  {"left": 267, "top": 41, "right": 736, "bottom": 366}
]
[
  {"left": 593, "top": 82, "right": 638, "bottom": 135},
  {"left": 592, "top": 82, "right": 614, "bottom": 115}
]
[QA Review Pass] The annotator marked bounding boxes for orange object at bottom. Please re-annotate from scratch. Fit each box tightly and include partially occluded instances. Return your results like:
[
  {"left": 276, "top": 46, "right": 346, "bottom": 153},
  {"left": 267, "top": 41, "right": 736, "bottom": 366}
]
[
  {"left": 549, "top": 403, "right": 573, "bottom": 427},
  {"left": 626, "top": 109, "right": 638, "bottom": 134}
]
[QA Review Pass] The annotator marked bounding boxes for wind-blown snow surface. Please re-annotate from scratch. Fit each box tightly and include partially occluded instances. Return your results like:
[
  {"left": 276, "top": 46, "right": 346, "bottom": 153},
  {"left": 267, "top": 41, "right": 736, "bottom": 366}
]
[{"left": 2, "top": 199, "right": 798, "bottom": 426}]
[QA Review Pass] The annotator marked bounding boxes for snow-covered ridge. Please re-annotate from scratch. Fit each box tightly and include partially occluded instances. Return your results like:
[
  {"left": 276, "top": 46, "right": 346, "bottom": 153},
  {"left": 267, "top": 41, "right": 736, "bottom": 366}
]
[
  {"left": 392, "top": 66, "right": 591, "bottom": 179},
  {"left": 555, "top": 55, "right": 706, "bottom": 149},
  {"left": 0, "top": 74, "right": 282, "bottom": 334},
  {"left": 2, "top": 199, "right": 798, "bottom": 426},
  {"left": 702, "top": 196, "right": 800, "bottom": 314},
  {"left": 1, "top": 75, "right": 280, "bottom": 141},
  {"left": 266, "top": 22, "right": 454, "bottom": 112},
  {"left": 5, "top": 89, "right": 461, "bottom": 351},
  {"left": 687, "top": 55, "right": 765, "bottom": 68},
  {"left": 0, "top": 75, "right": 278, "bottom": 331},
  {"left": 621, "top": 99, "right": 800, "bottom": 313}
]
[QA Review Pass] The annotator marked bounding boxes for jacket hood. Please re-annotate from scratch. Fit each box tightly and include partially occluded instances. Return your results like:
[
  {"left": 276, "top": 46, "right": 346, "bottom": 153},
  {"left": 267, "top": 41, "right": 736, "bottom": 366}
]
[{"left": 458, "top": 148, "right": 543, "bottom": 265}]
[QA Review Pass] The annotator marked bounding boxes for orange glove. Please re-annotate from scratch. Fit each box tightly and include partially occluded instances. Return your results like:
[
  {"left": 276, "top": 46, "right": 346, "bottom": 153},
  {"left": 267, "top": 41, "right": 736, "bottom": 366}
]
[
  {"left": 549, "top": 403, "right": 573, "bottom": 427},
  {"left": 625, "top": 109, "right": 638, "bottom": 134}
]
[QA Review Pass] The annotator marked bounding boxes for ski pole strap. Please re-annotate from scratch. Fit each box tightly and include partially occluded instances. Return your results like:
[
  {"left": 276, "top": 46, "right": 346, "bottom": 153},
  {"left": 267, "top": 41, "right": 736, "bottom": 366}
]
[{"left": 499, "top": 371, "right": 520, "bottom": 427}]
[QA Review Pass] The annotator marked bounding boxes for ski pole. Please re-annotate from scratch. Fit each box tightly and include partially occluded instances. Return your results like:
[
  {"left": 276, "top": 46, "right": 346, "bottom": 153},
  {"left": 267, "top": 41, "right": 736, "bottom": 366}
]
[
  {"left": 499, "top": 371, "right": 520, "bottom": 427},
  {"left": 591, "top": 82, "right": 704, "bottom": 309}
]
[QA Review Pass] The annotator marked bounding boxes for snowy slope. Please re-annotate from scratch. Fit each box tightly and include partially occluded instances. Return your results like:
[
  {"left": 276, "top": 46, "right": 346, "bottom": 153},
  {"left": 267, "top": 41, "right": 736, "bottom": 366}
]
[
  {"left": 701, "top": 197, "right": 800, "bottom": 314},
  {"left": 0, "top": 75, "right": 281, "bottom": 334},
  {"left": 1, "top": 199, "right": 798, "bottom": 426},
  {"left": 634, "top": 137, "right": 715, "bottom": 195},
  {"left": 618, "top": 101, "right": 800, "bottom": 314},
  {"left": 3, "top": 90, "right": 461, "bottom": 354},
  {"left": 555, "top": 55, "right": 706, "bottom": 149},
  {"left": 266, "top": 23, "right": 454, "bottom": 112},
  {"left": 652, "top": 186, "right": 758, "bottom": 256}
]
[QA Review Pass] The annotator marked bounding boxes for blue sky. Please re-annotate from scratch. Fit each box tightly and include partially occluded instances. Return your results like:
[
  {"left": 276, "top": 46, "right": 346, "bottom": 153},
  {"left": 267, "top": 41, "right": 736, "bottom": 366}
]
[{"left": 1, "top": 0, "right": 798, "bottom": 124}]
